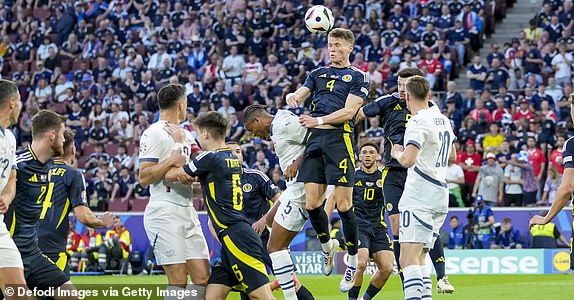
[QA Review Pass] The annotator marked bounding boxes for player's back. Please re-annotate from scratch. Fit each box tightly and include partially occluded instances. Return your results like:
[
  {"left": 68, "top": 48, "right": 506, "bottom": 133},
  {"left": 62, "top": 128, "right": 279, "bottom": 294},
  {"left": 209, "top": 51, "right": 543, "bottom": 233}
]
[
  {"left": 4, "top": 145, "right": 53, "bottom": 255},
  {"left": 304, "top": 66, "right": 369, "bottom": 131},
  {"left": 409, "top": 105, "right": 454, "bottom": 182},
  {"left": 139, "top": 120, "right": 197, "bottom": 206},
  {"left": 187, "top": 149, "right": 249, "bottom": 235},
  {"left": 38, "top": 161, "right": 87, "bottom": 255},
  {"left": 352, "top": 168, "right": 386, "bottom": 228},
  {"left": 362, "top": 92, "right": 411, "bottom": 168},
  {"left": 0, "top": 128, "right": 17, "bottom": 227},
  {"left": 241, "top": 169, "right": 277, "bottom": 223},
  {"left": 270, "top": 110, "right": 307, "bottom": 174}
]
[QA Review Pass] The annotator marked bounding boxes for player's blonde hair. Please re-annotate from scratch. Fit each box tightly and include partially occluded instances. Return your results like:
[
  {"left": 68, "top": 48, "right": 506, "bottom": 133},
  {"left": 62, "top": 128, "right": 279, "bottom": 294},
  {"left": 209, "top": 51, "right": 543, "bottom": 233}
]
[
  {"left": 328, "top": 28, "right": 355, "bottom": 45},
  {"left": 405, "top": 76, "right": 430, "bottom": 101}
]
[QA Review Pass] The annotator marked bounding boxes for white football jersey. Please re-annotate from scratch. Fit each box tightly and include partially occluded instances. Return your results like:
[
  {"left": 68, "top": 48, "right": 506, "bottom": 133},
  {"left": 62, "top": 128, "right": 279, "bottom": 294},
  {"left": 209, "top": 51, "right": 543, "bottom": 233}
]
[
  {"left": 404, "top": 105, "right": 454, "bottom": 186},
  {"left": 270, "top": 110, "right": 307, "bottom": 177},
  {"left": 0, "top": 128, "right": 17, "bottom": 226},
  {"left": 139, "top": 120, "right": 198, "bottom": 206}
]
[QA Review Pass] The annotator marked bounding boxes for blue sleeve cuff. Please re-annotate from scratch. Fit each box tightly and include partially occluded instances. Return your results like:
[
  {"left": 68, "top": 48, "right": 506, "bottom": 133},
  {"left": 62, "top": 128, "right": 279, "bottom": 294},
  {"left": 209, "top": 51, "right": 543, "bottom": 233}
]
[
  {"left": 407, "top": 140, "right": 422, "bottom": 149},
  {"left": 183, "top": 164, "right": 194, "bottom": 176},
  {"left": 139, "top": 158, "right": 159, "bottom": 163}
]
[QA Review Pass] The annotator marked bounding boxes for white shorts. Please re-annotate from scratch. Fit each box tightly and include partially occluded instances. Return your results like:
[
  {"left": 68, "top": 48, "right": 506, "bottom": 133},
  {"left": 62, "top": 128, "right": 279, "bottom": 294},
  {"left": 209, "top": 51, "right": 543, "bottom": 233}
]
[
  {"left": 144, "top": 201, "right": 209, "bottom": 265},
  {"left": 398, "top": 207, "right": 447, "bottom": 249},
  {"left": 0, "top": 219, "right": 23, "bottom": 269},
  {"left": 274, "top": 182, "right": 309, "bottom": 232}
]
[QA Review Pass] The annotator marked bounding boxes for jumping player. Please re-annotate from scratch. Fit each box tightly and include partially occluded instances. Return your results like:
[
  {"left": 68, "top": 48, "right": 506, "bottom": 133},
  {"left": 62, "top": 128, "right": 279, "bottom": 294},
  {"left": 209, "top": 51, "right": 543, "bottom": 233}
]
[
  {"left": 0, "top": 79, "right": 27, "bottom": 300},
  {"left": 139, "top": 84, "right": 209, "bottom": 299},
  {"left": 357, "top": 68, "right": 454, "bottom": 293},
  {"left": 286, "top": 27, "right": 370, "bottom": 292},
  {"left": 529, "top": 92, "right": 574, "bottom": 281},
  {"left": 165, "top": 112, "right": 273, "bottom": 299},
  {"left": 347, "top": 143, "right": 394, "bottom": 300},
  {"left": 390, "top": 76, "right": 455, "bottom": 300},
  {"left": 4, "top": 110, "right": 79, "bottom": 299},
  {"left": 243, "top": 104, "right": 316, "bottom": 300},
  {"left": 38, "top": 129, "right": 114, "bottom": 277}
]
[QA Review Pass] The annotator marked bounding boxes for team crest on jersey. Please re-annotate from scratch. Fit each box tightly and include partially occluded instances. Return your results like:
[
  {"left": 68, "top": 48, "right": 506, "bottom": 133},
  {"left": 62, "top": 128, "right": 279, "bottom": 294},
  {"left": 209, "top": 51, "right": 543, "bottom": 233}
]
[
  {"left": 342, "top": 74, "right": 352, "bottom": 82},
  {"left": 386, "top": 203, "right": 393, "bottom": 212},
  {"left": 376, "top": 179, "right": 383, "bottom": 187},
  {"left": 242, "top": 184, "right": 252, "bottom": 193}
]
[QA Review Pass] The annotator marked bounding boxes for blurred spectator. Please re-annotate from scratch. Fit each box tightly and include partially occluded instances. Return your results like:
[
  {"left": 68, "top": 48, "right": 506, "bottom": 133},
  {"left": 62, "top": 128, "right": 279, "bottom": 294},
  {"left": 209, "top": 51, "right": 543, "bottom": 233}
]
[
  {"left": 88, "top": 119, "right": 110, "bottom": 146},
  {"left": 472, "top": 153, "right": 504, "bottom": 207},
  {"left": 503, "top": 153, "right": 524, "bottom": 207},
  {"left": 550, "top": 136, "right": 565, "bottom": 174},
  {"left": 111, "top": 117, "right": 134, "bottom": 145},
  {"left": 469, "top": 99, "right": 492, "bottom": 123},
  {"left": 457, "top": 140, "right": 482, "bottom": 206},
  {"left": 485, "top": 58, "right": 510, "bottom": 91},
  {"left": 101, "top": 217, "right": 131, "bottom": 271},
  {"left": 473, "top": 195, "right": 495, "bottom": 249},
  {"left": 448, "top": 216, "right": 466, "bottom": 249},
  {"left": 110, "top": 167, "right": 135, "bottom": 204},
  {"left": 530, "top": 217, "right": 569, "bottom": 248},
  {"left": 540, "top": 167, "right": 562, "bottom": 205},
  {"left": 519, "top": 151, "right": 538, "bottom": 206},
  {"left": 482, "top": 123, "right": 504, "bottom": 153},
  {"left": 447, "top": 155, "right": 465, "bottom": 207},
  {"left": 492, "top": 218, "right": 522, "bottom": 249},
  {"left": 72, "top": 227, "right": 103, "bottom": 272},
  {"left": 365, "top": 116, "right": 384, "bottom": 146}
]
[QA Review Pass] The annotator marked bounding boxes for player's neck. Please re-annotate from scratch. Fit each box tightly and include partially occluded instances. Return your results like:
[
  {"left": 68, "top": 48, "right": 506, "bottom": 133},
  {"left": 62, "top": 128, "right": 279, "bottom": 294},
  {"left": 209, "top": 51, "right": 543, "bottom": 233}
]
[
  {"left": 361, "top": 165, "right": 377, "bottom": 174},
  {"left": 331, "top": 60, "right": 351, "bottom": 68},
  {"left": 30, "top": 139, "right": 53, "bottom": 163},
  {"left": 409, "top": 101, "right": 429, "bottom": 115},
  {"left": 0, "top": 114, "right": 9, "bottom": 131},
  {"left": 159, "top": 110, "right": 181, "bottom": 125},
  {"left": 54, "top": 156, "right": 73, "bottom": 166},
  {"left": 203, "top": 139, "right": 227, "bottom": 151}
]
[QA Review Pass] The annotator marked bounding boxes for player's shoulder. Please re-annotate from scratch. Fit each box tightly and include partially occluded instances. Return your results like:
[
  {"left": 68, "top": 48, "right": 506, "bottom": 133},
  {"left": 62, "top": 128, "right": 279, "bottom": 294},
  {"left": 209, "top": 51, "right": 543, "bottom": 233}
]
[
  {"left": 244, "top": 168, "right": 271, "bottom": 182},
  {"left": 2, "top": 128, "right": 17, "bottom": 143},
  {"left": 16, "top": 147, "right": 34, "bottom": 165},
  {"left": 310, "top": 66, "right": 329, "bottom": 76},
  {"left": 373, "top": 92, "right": 400, "bottom": 105},
  {"left": 563, "top": 136, "right": 574, "bottom": 153},
  {"left": 349, "top": 66, "right": 369, "bottom": 82}
]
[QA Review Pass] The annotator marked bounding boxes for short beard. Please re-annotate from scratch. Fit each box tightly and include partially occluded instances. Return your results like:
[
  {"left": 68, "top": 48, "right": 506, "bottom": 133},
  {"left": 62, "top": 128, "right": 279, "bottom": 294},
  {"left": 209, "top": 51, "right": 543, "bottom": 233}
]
[{"left": 52, "top": 143, "right": 64, "bottom": 157}]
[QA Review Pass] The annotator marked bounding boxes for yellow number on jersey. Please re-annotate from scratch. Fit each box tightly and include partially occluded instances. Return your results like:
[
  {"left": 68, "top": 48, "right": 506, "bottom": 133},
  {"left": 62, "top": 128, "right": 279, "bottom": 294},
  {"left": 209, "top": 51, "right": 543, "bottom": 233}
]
[
  {"left": 364, "top": 188, "right": 375, "bottom": 201},
  {"left": 231, "top": 173, "right": 243, "bottom": 211},
  {"left": 339, "top": 158, "right": 348, "bottom": 174},
  {"left": 326, "top": 79, "right": 335, "bottom": 92},
  {"left": 39, "top": 182, "right": 55, "bottom": 219},
  {"left": 405, "top": 113, "right": 412, "bottom": 127}
]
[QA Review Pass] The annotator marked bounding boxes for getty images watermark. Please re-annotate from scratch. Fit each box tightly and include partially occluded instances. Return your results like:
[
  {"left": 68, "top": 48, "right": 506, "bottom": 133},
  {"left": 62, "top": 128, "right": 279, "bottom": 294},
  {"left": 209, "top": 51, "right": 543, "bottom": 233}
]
[{"left": 4, "top": 285, "right": 199, "bottom": 299}]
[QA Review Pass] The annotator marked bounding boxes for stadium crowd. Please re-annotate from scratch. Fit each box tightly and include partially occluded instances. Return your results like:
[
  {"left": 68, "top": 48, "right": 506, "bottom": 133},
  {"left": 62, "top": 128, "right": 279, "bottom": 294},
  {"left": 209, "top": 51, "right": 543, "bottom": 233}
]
[{"left": 0, "top": 0, "right": 572, "bottom": 214}]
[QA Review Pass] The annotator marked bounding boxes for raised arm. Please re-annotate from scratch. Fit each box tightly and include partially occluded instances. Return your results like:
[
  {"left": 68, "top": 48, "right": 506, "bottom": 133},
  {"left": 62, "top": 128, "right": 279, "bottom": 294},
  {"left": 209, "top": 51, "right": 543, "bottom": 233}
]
[{"left": 285, "top": 86, "right": 312, "bottom": 107}]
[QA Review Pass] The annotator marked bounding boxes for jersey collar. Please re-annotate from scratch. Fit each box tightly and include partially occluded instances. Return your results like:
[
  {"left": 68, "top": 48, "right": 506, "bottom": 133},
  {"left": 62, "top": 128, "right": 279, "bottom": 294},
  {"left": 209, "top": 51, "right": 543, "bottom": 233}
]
[{"left": 27, "top": 144, "right": 39, "bottom": 161}]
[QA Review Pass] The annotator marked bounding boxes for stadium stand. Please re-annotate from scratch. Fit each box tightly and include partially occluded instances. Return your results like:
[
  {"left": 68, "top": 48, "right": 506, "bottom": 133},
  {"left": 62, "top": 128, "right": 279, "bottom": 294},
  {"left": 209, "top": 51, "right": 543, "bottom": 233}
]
[{"left": 1, "top": 0, "right": 570, "bottom": 213}]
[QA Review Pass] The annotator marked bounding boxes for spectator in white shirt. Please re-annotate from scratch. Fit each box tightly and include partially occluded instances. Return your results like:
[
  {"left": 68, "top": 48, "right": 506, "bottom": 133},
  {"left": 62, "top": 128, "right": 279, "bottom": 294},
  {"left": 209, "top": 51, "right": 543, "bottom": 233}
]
[
  {"left": 243, "top": 54, "right": 263, "bottom": 86},
  {"left": 367, "top": 62, "right": 383, "bottom": 89},
  {"left": 147, "top": 44, "right": 171, "bottom": 70},
  {"left": 33, "top": 78, "right": 53, "bottom": 105},
  {"left": 217, "top": 97, "right": 237, "bottom": 118},
  {"left": 447, "top": 157, "right": 465, "bottom": 207},
  {"left": 222, "top": 46, "right": 245, "bottom": 91},
  {"left": 551, "top": 42, "right": 572, "bottom": 86},
  {"left": 112, "top": 59, "right": 132, "bottom": 82},
  {"left": 37, "top": 36, "right": 58, "bottom": 61},
  {"left": 54, "top": 76, "right": 74, "bottom": 102}
]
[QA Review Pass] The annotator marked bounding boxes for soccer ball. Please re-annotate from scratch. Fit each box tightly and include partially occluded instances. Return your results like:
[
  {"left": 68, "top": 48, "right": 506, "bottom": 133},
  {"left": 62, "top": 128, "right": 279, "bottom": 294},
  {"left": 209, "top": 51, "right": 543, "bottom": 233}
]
[{"left": 304, "top": 5, "right": 334, "bottom": 34}]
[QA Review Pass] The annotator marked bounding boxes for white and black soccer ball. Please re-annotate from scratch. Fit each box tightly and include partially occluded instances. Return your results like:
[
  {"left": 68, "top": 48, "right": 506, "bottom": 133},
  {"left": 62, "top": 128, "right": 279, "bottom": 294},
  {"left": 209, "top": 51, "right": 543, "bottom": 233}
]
[{"left": 304, "top": 5, "right": 334, "bottom": 34}]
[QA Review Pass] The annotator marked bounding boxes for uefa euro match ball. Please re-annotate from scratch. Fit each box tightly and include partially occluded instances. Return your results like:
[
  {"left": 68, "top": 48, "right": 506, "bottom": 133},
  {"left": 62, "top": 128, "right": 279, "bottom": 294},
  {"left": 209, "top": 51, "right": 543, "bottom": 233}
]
[{"left": 304, "top": 5, "right": 334, "bottom": 34}]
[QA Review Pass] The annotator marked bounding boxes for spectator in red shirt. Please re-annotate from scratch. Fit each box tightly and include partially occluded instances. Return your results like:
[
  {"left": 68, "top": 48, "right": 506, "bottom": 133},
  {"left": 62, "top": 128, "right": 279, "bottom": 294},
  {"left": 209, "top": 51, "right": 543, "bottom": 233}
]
[
  {"left": 549, "top": 135, "right": 565, "bottom": 174},
  {"left": 513, "top": 98, "right": 535, "bottom": 122},
  {"left": 526, "top": 137, "right": 546, "bottom": 182},
  {"left": 456, "top": 140, "right": 483, "bottom": 206},
  {"left": 469, "top": 99, "right": 493, "bottom": 123},
  {"left": 419, "top": 49, "right": 443, "bottom": 89},
  {"left": 492, "top": 96, "right": 511, "bottom": 122},
  {"left": 352, "top": 52, "right": 369, "bottom": 72}
]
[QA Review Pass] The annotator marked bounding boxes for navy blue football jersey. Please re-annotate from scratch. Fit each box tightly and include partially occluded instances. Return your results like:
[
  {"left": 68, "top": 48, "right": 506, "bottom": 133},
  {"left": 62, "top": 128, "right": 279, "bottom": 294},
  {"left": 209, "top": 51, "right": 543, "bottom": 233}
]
[
  {"left": 303, "top": 66, "right": 370, "bottom": 132},
  {"left": 241, "top": 169, "right": 278, "bottom": 223},
  {"left": 38, "top": 161, "right": 88, "bottom": 254},
  {"left": 353, "top": 168, "right": 386, "bottom": 228},
  {"left": 561, "top": 137, "right": 574, "bottom": 215},
  {"left": 362, "top": 92, "right": 411, "bottom": 168},
  {"left": 4, "top": 146, "right": 53, "bottom": 256},
  {"left": 183, "top": 149, "right": 249, "bottom": 235}
]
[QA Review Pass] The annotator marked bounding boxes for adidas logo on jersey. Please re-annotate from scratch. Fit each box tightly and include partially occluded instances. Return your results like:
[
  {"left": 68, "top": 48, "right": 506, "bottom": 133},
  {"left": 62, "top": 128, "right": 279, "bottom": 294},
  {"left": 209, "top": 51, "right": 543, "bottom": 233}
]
[
  {"left": 355, "top": 181, "right": 362, "bottom": 187},
  {"left": 394, "top": 104, "right": 402, "bottom": 111},
  {"left": 29, "top": 173, "right": 38, "bottom": 182},
  {"left": 338, "top": 176, "right": 347, "bottom": 183}
]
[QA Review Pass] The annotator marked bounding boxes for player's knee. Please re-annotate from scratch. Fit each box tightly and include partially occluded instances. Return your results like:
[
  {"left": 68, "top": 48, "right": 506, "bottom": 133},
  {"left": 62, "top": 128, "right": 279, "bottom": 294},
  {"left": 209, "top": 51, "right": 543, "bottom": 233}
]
[
  {"left": 379, "top": 261, "right": 394, "bottom": 277},
  {"left": 357, "top": 258, "right": 368, "bottom": 271}
]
